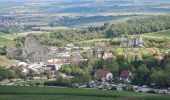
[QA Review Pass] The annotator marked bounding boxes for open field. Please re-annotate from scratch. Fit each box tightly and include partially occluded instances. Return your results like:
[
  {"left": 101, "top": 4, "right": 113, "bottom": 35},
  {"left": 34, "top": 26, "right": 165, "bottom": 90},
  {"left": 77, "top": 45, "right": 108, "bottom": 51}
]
[
  {"left": 142, "top": 30, "right": 170, "bottom": 40},
  {"left": 39, "top": 26, "right": 71, "bottom": 31},
  {"left": 16, "top": 31, "right": 46, "bottom": 36},
  {"left": 76, "top": 38, "right": 110, "bottom": 45},
  {"left": 0, "top": 86, "right": 170, "bottom": 100},
  {"left": 0, "top": 56, "right": 18, "bottom": 68},
  {"left": 82, "top": 15, "right": 151, "bottom": 26},
  {"left": 0, "top": 95, "right": 116, "bottom": 100},
  {"left": 0, "top": 34, "right": 17, "bottom": 47}
]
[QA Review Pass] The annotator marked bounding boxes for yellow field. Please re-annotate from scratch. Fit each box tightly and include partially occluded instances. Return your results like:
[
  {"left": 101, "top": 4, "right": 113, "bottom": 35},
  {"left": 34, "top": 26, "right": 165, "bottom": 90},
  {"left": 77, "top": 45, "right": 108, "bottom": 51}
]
[{"left": 0, "top": 56, "right": 18, "bottom": 68}]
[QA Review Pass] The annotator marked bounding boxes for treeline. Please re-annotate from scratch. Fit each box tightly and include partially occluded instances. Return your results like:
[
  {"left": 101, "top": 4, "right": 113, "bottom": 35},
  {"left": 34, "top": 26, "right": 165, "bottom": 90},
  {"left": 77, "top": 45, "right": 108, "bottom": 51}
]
[
  {"left": 132, "top": 53, "right": 170, "bottom": 88},
  {"left": 0, "top": 25, "right": 38, "bottom": 34},
  {"left": 105, "top": 16, "right": 170, "bottom": 37},
  {"left": 44, "top": 77, "right": 71, "bottom": 87},
  {"left": 36, "top": 30, "right": 100, "bottom": 46}
]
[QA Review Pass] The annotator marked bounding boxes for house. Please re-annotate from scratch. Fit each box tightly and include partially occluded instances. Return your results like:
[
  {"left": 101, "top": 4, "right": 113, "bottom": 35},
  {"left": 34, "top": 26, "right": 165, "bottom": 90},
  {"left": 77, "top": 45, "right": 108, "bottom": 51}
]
[
  {"left": 102, "top": 52, "right": 114, "bottom": 60},
  {"left": 94, "top": 69, "right": 113, "bottom": 81},
  {"left": 95, "top": 42, "right": 107, "bottom": 48},
  {"left": 97, "top": 51, "right": 114, "bottom": 60},
  {"left": 65, "top": 43, "right": 75, "bottom": 51},
  {"left": 45, "top": 64, "right": 62, "bottom": 71},
  {"left": 83, "top": 47, "right": 92, "bottom": 51},
  {"left": 21, "top": 68, "right": 29, "bottom": 75},
  {"left": 66, "top": 43, "right": 75, "bottom": 48},
  {"left": 165, "top": 44, "right": 170, "bottom": 49},
  {"left": 72, "top": 47, "right": 80, "bottom": 51},
  {"left": 46, "top": 59, "right": 63, "bottom": 70},
  {"left": 41, "top": 75, "right": 48, "bottom": 80},
  {"left": 120, "top": 70, "right": 132, "bottom": 83},
  {"left": 28, "top": 62, "right": 44, "bottom": 69}
]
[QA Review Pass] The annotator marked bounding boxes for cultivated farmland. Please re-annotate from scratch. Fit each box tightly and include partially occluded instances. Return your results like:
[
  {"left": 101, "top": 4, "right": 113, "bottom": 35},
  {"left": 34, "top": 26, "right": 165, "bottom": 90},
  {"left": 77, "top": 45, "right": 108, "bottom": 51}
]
[{"left": 0, "top": 86, "right": 170, "bottom": 100}]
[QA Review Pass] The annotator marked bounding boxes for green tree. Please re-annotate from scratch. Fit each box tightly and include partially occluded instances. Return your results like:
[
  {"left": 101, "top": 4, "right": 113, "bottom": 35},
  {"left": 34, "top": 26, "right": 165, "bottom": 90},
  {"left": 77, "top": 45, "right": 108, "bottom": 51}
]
[{"left": 150, "top": 71, "right": 166, "bottom": 87}]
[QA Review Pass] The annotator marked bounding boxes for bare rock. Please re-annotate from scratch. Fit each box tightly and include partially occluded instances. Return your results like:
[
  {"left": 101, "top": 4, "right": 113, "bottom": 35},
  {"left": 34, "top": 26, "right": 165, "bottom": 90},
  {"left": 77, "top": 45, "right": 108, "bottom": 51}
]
[
  {"left": 120, "top": 35, "right": 149, "bottom": 48},
  {"left": 6, "top": 46, "right": 22, "bottom": 60},
  {"left": 22, "top": 35, "right": 49, "bottom": 63},
  {"left": 6, "top": 34, "right": 49, "bottom": 63}
]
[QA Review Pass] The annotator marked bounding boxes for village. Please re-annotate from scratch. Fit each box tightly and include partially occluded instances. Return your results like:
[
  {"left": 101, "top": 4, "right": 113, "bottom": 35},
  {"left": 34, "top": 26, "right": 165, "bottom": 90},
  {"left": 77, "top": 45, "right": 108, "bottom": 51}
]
[{"left": 0, "top": 34, "right": 170, "bottom": 95}]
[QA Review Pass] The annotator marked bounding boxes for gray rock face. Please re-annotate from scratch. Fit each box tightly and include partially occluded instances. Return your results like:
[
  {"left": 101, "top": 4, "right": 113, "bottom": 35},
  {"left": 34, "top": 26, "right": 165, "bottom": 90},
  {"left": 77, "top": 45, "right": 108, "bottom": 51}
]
[
  {"left": 22, "top": 35, "right": 49, "bottom": 63},
  {"left": 6, "top": 47, "right": 23, "bottom": 60},
  {"left": 6, "top": 35, "right": 49, "bottom": 63},
  {"left": 120, "top": 35, "right": 149, "bottom": 48}
]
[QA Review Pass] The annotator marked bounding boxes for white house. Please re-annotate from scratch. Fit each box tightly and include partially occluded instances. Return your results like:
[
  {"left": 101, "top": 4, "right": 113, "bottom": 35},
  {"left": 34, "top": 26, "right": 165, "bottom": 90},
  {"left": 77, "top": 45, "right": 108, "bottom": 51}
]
[{"left": 94, "top": 69, "right": 113, "bottom": 81}]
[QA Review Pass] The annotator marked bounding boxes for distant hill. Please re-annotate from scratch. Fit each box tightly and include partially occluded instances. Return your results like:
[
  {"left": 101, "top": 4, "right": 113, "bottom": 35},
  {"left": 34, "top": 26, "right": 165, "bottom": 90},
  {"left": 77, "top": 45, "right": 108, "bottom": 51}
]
[{"left": 0, "top": 0, "right": 169, "bottom": 3}]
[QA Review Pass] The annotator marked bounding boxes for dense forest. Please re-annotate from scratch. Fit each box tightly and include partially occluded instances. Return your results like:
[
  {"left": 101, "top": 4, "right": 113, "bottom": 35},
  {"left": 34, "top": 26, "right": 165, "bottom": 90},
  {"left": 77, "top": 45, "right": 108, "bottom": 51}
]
[
  {"left": 105, "top": 16, "right": 170, "bottom": 37},
  {"left": 0, "top": 25, "right": 37, "bottom": 34},
  {"left": 35, "top": 29, "right": 101, "bottom": 46}
]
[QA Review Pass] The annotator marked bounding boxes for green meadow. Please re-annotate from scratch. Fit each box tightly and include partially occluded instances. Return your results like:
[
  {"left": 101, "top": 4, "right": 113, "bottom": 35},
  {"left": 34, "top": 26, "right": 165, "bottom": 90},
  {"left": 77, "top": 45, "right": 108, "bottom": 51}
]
[{"left": 0, "top": 86, "right": 170, "bottom": 100}]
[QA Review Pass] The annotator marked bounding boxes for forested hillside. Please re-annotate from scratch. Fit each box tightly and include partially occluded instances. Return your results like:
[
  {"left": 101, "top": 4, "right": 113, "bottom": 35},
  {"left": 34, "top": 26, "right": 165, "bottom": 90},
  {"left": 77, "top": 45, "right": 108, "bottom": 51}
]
[
  {"left": 30, "top": 16, "right": 170, "bottom": 47},
  {"left": 105, "top": 16, "right": 170, "bottom": 37}
]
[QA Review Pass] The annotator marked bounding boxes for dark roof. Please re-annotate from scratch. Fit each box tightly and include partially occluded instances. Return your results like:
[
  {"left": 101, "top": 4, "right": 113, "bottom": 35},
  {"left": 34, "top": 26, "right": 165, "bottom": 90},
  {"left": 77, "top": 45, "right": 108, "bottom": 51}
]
[{"left": 94, "top": 69, "right": 110, "bottom": 78}]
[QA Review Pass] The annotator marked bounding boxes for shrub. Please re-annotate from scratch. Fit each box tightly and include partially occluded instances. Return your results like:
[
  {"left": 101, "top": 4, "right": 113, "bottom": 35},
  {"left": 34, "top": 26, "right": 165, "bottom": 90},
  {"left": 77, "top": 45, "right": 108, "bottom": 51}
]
[
  {"left": 44, "top": 77, "right": 71, "bottom": 87},
  {"left": 123, "top": 85, "right": 134, "bottom": 91},
  {"left": 0, "top": 68, "right": 16, "bottom": 81},
  {"left": 111, "top": 87, "right": 117, "bottom": 90},
  {"left": 36, "top": 82, "right": 40, "bottom": 86}
]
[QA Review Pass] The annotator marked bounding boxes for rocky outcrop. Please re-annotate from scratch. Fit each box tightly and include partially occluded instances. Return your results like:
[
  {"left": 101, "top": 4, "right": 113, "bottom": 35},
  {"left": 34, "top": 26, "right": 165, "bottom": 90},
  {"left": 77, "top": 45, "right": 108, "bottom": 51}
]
[
  {"left": 120, "top": 35, "right": 149, "bottom": 48},
  {"left": 6, "top": 47, "right": 22, "bottom": 60},
  {"left": 6, "top": 34, "right": 49, "bottom": 63},
  {"left": 22, "top": 35, "right": 49, "bottom": 63}
]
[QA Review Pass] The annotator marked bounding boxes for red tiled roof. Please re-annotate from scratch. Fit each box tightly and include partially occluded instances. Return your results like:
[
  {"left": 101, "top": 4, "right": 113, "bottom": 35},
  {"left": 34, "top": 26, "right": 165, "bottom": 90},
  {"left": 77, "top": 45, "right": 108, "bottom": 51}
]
[
  {"left": 154, "top": 55, "right": 164, "bottom": 61},
  {"left": 120, "top": 71, "right": 129, "bottom": 78},
  {"left": 94, "top": 69, "right": 110, "bottom": 78}
]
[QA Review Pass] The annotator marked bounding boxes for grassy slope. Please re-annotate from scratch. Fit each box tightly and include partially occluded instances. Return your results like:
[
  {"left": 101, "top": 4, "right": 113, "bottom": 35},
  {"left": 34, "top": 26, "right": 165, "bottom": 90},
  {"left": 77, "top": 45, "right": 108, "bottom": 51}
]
[
  {"left": 76, "top": 38, "right": 110, "bottom": 45},
  {"left": 78, "top": 29, "right": 170, "bottom": 46},
  {"left": 0, "top": 86, "right": 170, "bottom": 100},
  {"left": 76, "top": 15, "right": 148, "bottom": 27},
  {"left": 0, "top": 37, "right": 13, "bottom": 47},
  {"left": 0, "top": 95, "right": 117, "bottom": 100},
  {"left": 0, "top": 34, "right": 18, "bottom": 67},
  {"left": 142, "top": 30, "right": 170, "bottom": 40},
  {"left": 0, "top": 56, "right": 18, "bottom": 68},
  {"left": 0, "top": 34, "right": 17, "bottom": 47}
]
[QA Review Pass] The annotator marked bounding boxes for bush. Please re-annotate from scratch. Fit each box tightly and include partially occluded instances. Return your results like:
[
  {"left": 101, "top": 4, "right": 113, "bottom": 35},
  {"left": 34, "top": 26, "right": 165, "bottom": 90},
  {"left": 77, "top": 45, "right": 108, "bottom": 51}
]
[
  {"left": 0, "top": 68, "right": 16, "bottom": 81},
  {"left": 36, "top": 82, "right": 40, "bottom": 86},
  {"left": 44, "top": 77, "right": 71, "bottom": 87},
  {"left": 0, "top": 47, "right": 6, "bottom": 55},
  {"left": 123, "top": 85, "right": 133, "bottom": 91},
  {"left": 146, "top": 90, "right": 157, "bottom": 94},
  {"left": 111, "top": 87, "right": 117, "bottom": 90}
]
